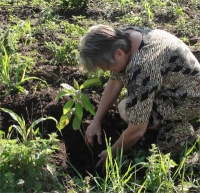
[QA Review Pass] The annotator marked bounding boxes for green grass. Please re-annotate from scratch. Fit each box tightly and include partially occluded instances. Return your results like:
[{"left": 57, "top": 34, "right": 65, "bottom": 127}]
[
  {"left": 0, "top": 0, "right": 200, "bottom": 192},
  {"left": 64, "top": 138, "right": 200, "bottom": 192}
]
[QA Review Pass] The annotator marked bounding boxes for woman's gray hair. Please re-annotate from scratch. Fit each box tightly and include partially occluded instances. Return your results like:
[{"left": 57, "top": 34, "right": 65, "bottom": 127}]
[{"left": 79, "top": 24, "right": 131, "bottom": 72}]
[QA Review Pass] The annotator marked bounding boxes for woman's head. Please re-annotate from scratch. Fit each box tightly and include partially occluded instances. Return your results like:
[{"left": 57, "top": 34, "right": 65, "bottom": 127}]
[{"left": 79, "top": 24, "right": 131, "bottom": 72}]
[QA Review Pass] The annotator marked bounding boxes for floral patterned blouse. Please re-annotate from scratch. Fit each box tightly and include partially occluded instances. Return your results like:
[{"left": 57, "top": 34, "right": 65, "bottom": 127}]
[{"left": 110, "top": 26, "right": 200, "bottom": 149}]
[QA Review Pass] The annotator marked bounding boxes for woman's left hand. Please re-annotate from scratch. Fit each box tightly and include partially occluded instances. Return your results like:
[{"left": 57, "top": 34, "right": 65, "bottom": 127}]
[{"left": 95, "top": 150, "right": 108, "bottom": 169}]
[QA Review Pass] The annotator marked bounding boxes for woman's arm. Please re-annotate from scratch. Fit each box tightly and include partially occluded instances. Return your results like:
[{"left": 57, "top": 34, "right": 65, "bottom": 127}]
[
  {"left": 96, "top": 122, "right": 148, "bottom": 167},
  {"left": 86, "top": 79, "right": 123, "bottom": 145},
  {"left": 111, "top": 122, "right": 148, "bottom": 153},
  {"left": 94, "top": 79, "right": 123, "bottom": 122}
]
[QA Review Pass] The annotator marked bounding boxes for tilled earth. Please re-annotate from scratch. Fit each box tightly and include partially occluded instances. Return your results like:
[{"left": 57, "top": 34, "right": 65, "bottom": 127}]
[
  {"left": 0, "top": 0, "right": 200, "bottom": 178},
  {"left": 0, "top": 64, "right": 161, "bottom": 176}
]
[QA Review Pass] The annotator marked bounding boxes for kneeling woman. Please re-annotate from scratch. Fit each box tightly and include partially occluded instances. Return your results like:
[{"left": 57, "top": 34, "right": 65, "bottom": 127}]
[{"left": 79, "top": 24, "right": 200, "bottom": 167}]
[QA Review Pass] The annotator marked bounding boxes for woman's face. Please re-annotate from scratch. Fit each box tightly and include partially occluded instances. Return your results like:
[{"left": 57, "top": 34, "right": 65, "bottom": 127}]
[{"left": 98, "top": 49, "right": 130, "bottom": 73}]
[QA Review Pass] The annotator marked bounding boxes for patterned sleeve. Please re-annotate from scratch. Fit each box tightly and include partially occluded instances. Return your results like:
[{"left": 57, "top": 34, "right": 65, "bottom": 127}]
[{"left": 109, "top": 71, "right": 122, "bottom": 82}]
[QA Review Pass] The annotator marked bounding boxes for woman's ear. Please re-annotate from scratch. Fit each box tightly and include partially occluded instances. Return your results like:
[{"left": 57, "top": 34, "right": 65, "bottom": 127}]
[{"left": 115, "top": 49, "right": 125, "bottom": 58}]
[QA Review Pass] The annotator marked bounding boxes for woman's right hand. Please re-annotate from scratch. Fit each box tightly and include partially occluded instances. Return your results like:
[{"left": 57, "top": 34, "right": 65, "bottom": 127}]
[
  {"left": 85, "top": 79, "right": 123, "bottom": 146},
  {"left": 86, "top": 120, "right": 102, "bottom": 146}
]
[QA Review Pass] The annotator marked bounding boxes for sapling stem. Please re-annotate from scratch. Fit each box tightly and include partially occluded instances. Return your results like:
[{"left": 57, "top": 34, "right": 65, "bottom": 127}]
[{"left": 80, "top": 123, "right": 95, "bottom": 167}]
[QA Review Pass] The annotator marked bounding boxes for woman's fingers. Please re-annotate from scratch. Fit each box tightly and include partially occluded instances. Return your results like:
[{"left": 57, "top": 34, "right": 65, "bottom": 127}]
[
  {"left": 95, "top": 150, "right": 107, "bottom": 168},
  {"left": 97, "top": 133, "right": 102, "bottom": 145},
  {"left": 86, "top": 134, "right": 94, "bottom": 146},
  {"left": 95, "top": 158, "right": 104, "bottom": 168},
  {"left": 86, "top": 131, "right": 102, "bottom": 146},
  {"left": 86, "top": 121, "right": 102, "bottom": 146}
]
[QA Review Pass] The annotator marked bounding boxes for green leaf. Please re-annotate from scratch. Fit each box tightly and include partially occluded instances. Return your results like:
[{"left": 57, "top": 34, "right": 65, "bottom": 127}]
[
  {"left": 72, "top": 115, "right": 81, "bottom": 130},
  {"left": 80, "top": 78, "right": 101, "bottom": 90},
  {"left": 11, "top": 125, "right": 26, "bottom": 140},
  {"left": 0, "top": 130, "right": 5, "bottom": 139},
  {"left": 57, "top": 112, "right": 72, "bottom": 130},
  {"left": 75, "top": 102, "right": 83, "bottom": 120},
  {"left": 1, "top": 108, "right": 25, "bottom": 128},
  {"left": 63, "top": 99, "right": 74, "bottom": 114},
  {"left": 45, "top": 183, "right": 53, "bottom": 191},
  {"left": 60, "top": 83, "right": 75, "bottom": 90},
  {"left": 55, "top": 90, "right": 70, "bottom": 100},
  {"left": 33, "top": 181, "right": 42, "bottom": 191},
  {"left": 33, "top": 127, "right": 39, "bottom": 135},
  {"left": 81, "top": 93, "right": 96, "bottom": 115},
  {"left": 24, "top": 176, "right": 34, "bottom": 189},
  {"left": 3, "top": 189, "right": 13, "bottom": 193},
  {"left": 28, "top": 166, "right": 36, "bottom": 177},
  {"left": 20, "top": 77, "right": 47, "bottom": 86},
  {"left": 135, "top": 158, "right": 140, "bottom": 163},
  {"left": 73, "top": 79, "right": 80, "bottom": 90},
  {"left": 8, "top": 125, "right": 13, "bottom": 133},
  {"left": 29, "top": 117, "right": 58, "bottom": 131},
  {"left": 16, "top": 85, "right": 25, "bottom": 92}
]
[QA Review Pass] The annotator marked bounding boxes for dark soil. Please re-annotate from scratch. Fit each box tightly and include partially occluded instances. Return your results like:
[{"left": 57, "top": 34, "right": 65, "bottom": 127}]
[
  {"left": 1, "top": 64, "right": 200, "bottom": 178},
  {"left": 0, "top": 0, "right": 200, "bottom": 180},
  {"left": 0, "top": 64, "right": 160, "bottom": 176}
]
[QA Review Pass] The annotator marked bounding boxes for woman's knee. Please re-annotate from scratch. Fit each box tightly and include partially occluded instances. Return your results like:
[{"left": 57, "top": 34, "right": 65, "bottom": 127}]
[
  {"left": 147, "top": 120, "right": 161, "bottom": 130},
  {"left": 118, "top": 99, "right": 128, "bottom": 123}
]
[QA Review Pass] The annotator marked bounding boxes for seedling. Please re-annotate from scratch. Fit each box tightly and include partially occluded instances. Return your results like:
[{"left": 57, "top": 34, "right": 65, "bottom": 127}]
[
  {"left": 56, "top": 78, "right": 101, "bottom": 131},
  {"left": 56, "top": 78, "right": 101, "bottom": 165}
]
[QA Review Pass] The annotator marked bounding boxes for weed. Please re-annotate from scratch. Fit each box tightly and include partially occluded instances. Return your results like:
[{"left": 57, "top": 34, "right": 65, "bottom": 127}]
[
  {"left": 0, "top": 20, "right": 46, "bottom": 96},
  {"left": 100, "top": 137, "right": 141, "bottom": 192},
  {"left": 0, "top": 43, "right": 46, "bottom": 95},
  {"left": 43, "top": 21, "right": 87, "bottom": 65},
  {"left": 0, "top": 133, "right": 64, "bottom": 192},
  {"left": 139, "top": 144, "right": 177, "bottom": 192},
  {"left": 142, "top": 1, "right": 154, "bottom": 21},
  {"left": 67, "top": 136, "right": 144, "bottom": 192},
  {"left": 61, "top": 0, "right": 90, "bottom": 11},
  {"left": 118, "top": 13, "right": 143, "bottom": 26},
  {"left": 0, "top": 0, "right": 200, "bottom": 191},
  {"left": 0, "top": 108, "right": 58, "bottom": 141}
]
